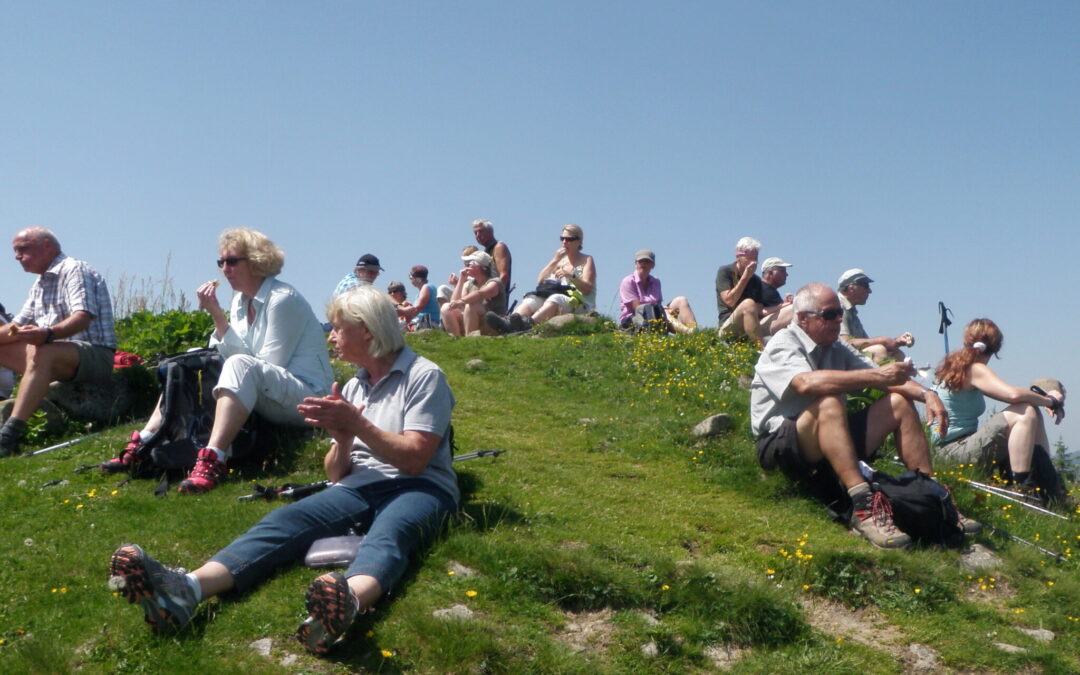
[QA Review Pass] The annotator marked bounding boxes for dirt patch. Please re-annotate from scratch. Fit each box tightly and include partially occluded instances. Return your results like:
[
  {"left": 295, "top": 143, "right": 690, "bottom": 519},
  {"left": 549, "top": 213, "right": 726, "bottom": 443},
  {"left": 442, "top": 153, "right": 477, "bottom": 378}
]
[
  {"left": 799, "top": 598, "right": 942, "bottom": 673},
  {"left": 555, "top": 608, "right": 617, "bottom": 654}
]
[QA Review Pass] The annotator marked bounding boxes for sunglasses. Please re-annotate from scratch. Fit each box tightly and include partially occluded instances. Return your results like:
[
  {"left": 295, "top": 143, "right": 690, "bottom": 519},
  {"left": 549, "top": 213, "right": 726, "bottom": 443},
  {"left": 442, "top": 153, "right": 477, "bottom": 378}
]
[
  {"left": 216, "top": 257, "right": 248, "bottom": 268},
  {"left": 806, "top": 308, "right": 844, "bottom": 321},
  {"left": 560, "top": 236, "right": 580, "bottom": 242}
]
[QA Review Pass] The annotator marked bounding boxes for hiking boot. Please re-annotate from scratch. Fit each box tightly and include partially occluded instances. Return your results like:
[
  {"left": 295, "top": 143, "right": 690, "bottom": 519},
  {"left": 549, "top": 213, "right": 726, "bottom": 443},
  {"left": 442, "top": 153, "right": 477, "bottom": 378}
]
[
  {"left": 0, "top": 421, "right": 24, "bottom": 457},
  {"left": 850, "top": 489, "right": 911, "bottom": 549},
  {"left": 296, "top": 572, "right": 359, "bottom": 656},
  {"left": 508, "top": 313, "right": 532, "bottom": 332},
  {"left": 177, "top": 448, "right": 226, "bottom": 494},
  {"left": 108, "top": 543, "right": 197, "bottom": 632},
  {"left": 0, "top": 433, "right": 19, "bottom": 458},
  {"left": 485, "top": 311, "right": 512, "bottom": 335},
  {"left": 100, "top": 431, "right": 144, "bottom": 473},
  {"left": 956, "top": 511, "right": 982, "bottom": 535}
]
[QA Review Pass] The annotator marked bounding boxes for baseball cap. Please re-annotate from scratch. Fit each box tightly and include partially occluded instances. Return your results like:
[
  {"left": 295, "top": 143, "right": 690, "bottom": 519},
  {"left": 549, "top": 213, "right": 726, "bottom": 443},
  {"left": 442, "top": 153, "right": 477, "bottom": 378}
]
[
  {"left": 837, "top": 268, "right": 873, "bottom": 289},
  {"left": 762, "top": 257, "right": 793, "bottom": 271},
  {"left": 355, "top": 253, "right": 384, "bottom": 270}
]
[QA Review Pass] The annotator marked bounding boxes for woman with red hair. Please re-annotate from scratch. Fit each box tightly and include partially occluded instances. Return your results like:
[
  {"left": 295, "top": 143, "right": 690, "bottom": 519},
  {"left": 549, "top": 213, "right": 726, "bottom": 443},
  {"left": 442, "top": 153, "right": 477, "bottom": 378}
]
[{"left": 931, "top": 318, "right": 1067, "bottom": 504}]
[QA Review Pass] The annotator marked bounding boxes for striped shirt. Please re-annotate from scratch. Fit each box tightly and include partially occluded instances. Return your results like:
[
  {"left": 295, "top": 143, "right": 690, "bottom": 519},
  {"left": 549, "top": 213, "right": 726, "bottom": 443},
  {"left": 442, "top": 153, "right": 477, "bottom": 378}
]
[{"left": 14, "top": 253, "right": 116, "bottom": 348}]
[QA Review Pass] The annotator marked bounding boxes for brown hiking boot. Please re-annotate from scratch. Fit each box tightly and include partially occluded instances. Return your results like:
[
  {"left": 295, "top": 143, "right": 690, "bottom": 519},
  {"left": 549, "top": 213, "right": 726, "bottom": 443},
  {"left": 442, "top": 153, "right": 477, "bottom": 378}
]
[{"left": 850, "top": 489, "right": 911, "bottom": 549}]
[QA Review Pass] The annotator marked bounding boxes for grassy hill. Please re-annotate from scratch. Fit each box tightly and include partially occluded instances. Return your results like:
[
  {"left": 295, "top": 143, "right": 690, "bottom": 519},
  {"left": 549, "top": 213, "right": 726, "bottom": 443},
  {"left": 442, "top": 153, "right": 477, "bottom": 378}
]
[{"left": 1, "top": 327, "right": 1077, "bottom": 674}]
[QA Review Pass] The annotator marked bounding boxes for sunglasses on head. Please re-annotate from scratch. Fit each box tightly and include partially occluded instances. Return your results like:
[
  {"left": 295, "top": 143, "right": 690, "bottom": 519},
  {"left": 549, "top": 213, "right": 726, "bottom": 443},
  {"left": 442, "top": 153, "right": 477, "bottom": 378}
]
[
  {"left": 216, "top": 257, "right": 247, "bottom": 268},
  {"left": 806, "top": 308, "right": 844, "bottom": 321}
]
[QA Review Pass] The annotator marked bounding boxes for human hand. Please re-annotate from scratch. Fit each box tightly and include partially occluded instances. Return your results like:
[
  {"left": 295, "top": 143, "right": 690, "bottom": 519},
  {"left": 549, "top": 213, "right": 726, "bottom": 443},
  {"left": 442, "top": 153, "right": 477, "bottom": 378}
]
[
  {"left": 298, "top": 382, "right": 364, "bottom": 435},
  {"left": 741, "top": 261, "right": 757, "bottom": 279},
  {"left": 924, "top": 390, "right": 949, "bottom": 437},
  {"left": 448, "top": 272, "right": 459, "bottom": 286},
  {"left": 897, "top": 332, "right": 915, "bottom": 347},
  {"left": 196, "top": 280, "right": 222, "bottom": 313},
  {"left": 878, "top": 360, "right": 915, "bottom": 386},
  {"left": 1048, "top": 391, "right": 1066, "bottom": 424}
]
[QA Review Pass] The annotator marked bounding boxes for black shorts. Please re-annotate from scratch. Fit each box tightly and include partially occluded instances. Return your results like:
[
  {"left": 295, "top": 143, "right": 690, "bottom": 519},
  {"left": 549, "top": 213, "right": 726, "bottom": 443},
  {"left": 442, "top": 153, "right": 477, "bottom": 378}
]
[{"left": 756, "top": 407, "right": 874, "bottom": 499}]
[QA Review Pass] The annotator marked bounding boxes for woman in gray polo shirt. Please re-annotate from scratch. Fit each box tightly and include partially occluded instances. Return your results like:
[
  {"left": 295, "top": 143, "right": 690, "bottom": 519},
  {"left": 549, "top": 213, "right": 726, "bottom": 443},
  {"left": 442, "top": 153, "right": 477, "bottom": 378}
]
[{"left": 108, "top": 285, "right": 457, "bottom": 657}]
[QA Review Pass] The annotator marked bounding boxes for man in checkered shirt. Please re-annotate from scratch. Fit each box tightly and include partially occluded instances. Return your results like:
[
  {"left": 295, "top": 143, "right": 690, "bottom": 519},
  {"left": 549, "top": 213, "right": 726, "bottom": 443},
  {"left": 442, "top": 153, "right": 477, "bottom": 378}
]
[{"left": 0, "top": 227, "right": 116, "bottom": 456}]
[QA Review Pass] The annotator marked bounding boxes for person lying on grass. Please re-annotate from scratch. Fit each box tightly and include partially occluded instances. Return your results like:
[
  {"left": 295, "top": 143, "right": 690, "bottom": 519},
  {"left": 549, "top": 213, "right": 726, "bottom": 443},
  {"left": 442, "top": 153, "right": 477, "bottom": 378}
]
[{"left": 109, "top": 285, "right": 458, "bottom": 656}]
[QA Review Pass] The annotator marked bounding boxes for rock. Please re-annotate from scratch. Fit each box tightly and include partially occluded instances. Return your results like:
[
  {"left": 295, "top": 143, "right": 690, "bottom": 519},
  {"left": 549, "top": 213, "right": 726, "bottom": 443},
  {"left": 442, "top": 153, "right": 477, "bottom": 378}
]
[
  {"left": 704, "top": 645, "right": 747, "bottom": 668},
  {"left": 905, "top": 643, "right": 940, "bottom": 672},
  {"left": 994, "top": 642, "right": 1026, "bottom": 654},
  {"left": 638, "top": 611, "right": 661, "bottom": 627},
  {"left": 249, "top": 637, "right": 272, "bottom": 657},
  {"left": 959, "top": 543, "right": 1004, "bottom": 572},
  {"left": 1, "top": 398, "right": 66, "bottom": 435},
  {"left": 279, "top": 654, "right": 298, "bottom": 667},
  {"left": 577, "top": 418, "right": 595, "bottom": 425},
  {"left": 465, "top": 359, "right": 486, "bottom": 371},
  {"left": 432, "top": 604, "right": 475, "bottom": 621},
  {"left": 1017, "top": 627, "right": 1054, "bottom": 643},
  {"left": 447, "top": 561, "right": 477, "bottom": 578},
  {"left": 546, "top": 314, "right": 596, "bottom": 329},
  {"left": 640, "top": 641, "right": 659, "bottom": 658},
  {"left": 692, "top": 414, "right": 731, "bottom": 438},
  {"left": 46, "top": 371, "right": 138, "bottom": 424},
  {"left": 737, "top": 374, "right": 753, "bottom": 390}
]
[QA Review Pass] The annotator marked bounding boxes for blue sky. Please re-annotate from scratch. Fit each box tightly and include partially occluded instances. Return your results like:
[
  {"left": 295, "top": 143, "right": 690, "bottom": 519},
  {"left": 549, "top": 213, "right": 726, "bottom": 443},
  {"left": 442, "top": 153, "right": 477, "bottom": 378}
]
[{"left": 3, "top": 2, "right": 1078, "bottom": 452}]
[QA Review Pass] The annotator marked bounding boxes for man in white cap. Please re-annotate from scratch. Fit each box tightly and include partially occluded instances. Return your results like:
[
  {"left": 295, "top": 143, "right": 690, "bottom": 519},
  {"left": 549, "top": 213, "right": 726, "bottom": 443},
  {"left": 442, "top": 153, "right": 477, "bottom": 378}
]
[
  {"left": 759, "top": 257, "right": 794, "bottom": 338},
  {"left": 837, "top": 268, "right": 913, "bottom": 363}
]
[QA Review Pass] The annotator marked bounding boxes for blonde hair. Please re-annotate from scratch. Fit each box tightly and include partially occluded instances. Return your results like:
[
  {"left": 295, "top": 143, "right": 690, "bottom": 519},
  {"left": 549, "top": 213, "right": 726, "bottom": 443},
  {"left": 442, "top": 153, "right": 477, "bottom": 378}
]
[
  {"left": 219, "top": 228, "right": 284, "bottom": 277},
  {"left": 326, "top": 285, "right": 405, "bottom": 359},
  {"left": 561, "top": 224, "right": 584, "bottom": 249}
]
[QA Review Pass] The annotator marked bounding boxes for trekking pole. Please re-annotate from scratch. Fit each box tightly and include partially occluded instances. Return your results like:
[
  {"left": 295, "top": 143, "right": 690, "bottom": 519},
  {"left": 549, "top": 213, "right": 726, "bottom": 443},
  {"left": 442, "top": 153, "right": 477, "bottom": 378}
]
[
  {"left": 453, "top": 449, "right": 505, "bottom": 462},
  {"left": 24, "top": 431, "right": 104, "bottom": 458},
  {"left": 984, "top": 523, "right": 1066, "bottom": 562},
  {"left": 937, "top": 301, "right": 952, "bottom": 354},
  {"left": 962, "top": 479, "right": 1070, "bottom": 521},
  {"left": 238, "top": 480, "right": 332, "bottom": 502}
]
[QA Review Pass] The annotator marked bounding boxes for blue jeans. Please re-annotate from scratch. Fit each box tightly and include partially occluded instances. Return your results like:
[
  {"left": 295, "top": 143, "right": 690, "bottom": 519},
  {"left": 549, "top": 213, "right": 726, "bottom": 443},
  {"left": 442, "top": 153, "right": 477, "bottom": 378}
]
[{"left": 209, "top": 478, "right": 456, "bottom": 593}]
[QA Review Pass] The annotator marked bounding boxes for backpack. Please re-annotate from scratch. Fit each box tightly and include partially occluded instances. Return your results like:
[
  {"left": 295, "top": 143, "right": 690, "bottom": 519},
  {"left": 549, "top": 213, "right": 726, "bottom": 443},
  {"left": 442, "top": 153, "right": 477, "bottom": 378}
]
[
  {"left": 870, "top": 470, "right": 964, "bottom": 547},
  {"left": 129, "top": 349, "right": 258, "bottom": 484},
  {"left": 631, "top": 303, "right": 670, "bottom": 333}
]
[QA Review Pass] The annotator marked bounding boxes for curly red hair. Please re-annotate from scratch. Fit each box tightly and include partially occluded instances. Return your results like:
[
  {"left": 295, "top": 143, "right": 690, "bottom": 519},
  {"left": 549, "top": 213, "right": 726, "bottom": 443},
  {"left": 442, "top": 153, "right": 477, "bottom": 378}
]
[{"left": 934, "top": 318, "right": 1003, "bottom": 390}]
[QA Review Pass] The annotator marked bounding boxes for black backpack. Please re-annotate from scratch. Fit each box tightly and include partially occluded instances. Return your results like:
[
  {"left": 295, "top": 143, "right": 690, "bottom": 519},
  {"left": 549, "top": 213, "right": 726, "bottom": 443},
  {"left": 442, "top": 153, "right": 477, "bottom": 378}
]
[
  {"left": 130, "top": 349, "right": 257, "bottom": 483},
  {"left": 870, "top": 470, "right": 964, "bottom": 548}
]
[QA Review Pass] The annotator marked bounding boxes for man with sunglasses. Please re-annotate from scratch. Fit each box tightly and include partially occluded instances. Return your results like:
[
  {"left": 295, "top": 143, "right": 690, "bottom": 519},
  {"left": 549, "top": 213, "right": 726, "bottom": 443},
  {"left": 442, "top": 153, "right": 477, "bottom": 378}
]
[
  {"left": 837, "top": 268, "right": 913, "bottom": 363},
  {"left": 750, "top": 282, "right": 974, "bottom": 549},
  {"left": 0, "top": 227, "right": 115, "bottom": 456}
]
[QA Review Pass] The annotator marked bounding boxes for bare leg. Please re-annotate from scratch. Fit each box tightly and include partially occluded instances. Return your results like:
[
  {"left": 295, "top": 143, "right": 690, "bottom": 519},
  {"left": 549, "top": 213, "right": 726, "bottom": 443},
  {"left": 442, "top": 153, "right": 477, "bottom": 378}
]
[
  {"left": 531, "top": 299, "right": 562, "bottom": 324},
  {"left": 795, "top": 395, "right": 865, "bottom": 489},
  {"left": 864, "top": 393, "right": 932, "bottom": 474},
  {"left": 9, "top": 343, "right": 81, "bottom": 420},
  {"left": 666, "top": 296, "right": 697, "bottom": 330},
  {"left": 441, "top": 308, "right": 464, "bottom": 337},
  {"left": 207, "top": 391, "right": 251, "bottom": 456},
  {"left": 346, "top": 574, "right": 383, "bottom": 611},
  {"left": 732, "top": 299, "right": 764, "bottom": 346},
  {"left": 769, "top": 304, "right": 794, "bottom": 334},
  {"left": 1001, "top": 403, "right": 1043, "bottom": 472},
  {"left": 190, "top": 561, "right": 235, "bottom": 598}
]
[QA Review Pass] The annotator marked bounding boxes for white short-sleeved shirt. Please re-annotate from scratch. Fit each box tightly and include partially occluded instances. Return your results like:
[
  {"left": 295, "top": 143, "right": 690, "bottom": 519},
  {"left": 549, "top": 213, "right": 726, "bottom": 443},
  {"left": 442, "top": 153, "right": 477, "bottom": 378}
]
[{"left": 751, "top": 323, "right": 874, "bottom": 436}]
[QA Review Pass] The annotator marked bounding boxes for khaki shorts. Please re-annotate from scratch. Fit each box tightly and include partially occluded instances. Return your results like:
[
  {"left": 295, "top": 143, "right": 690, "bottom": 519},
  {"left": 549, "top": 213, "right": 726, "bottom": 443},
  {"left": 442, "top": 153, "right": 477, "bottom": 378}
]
[
  {"left": 70, "top": 342, "right": 115, "bottom": 384},
  {"left": 934, "top": 412, "right": 1009, "bottom": 468}
]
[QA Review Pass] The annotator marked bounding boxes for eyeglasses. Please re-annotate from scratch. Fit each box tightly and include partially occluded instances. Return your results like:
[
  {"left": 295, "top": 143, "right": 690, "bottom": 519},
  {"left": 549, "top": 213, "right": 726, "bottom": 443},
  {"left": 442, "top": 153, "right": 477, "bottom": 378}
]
[
  {"left": 216, "top": 257, "right": 248, "bottom": 268},
  {"left": 560, "top": 236, "right": 580, "bottom": 242},
  {"left": 805, "top": 308, "right": 844, "bottom": 321}
]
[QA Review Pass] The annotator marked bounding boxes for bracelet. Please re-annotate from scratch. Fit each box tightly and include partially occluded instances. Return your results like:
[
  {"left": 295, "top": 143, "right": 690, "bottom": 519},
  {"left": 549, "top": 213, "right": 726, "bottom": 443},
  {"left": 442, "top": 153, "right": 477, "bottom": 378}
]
[{"left": 45, "top": 328, "right": 55, "bottom": 343}]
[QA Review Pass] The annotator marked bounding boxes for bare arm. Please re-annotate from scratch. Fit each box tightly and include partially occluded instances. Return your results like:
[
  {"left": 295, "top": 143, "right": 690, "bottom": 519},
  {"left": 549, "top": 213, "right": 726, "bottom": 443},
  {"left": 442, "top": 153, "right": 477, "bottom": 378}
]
[
  {"left": 970, "top": 363, "right": 1057, "bottom": 408},
  {"left": 719, "top": 262, "right": 756, "bottom": 308},
  {"left": 493, "top": 242, "right": 512, "bottom": 289},
  {"left": 565, "top": 255, "right": 596, "bottom": 296},
  {"left": 7, "top": 310, "right": 93, "bottom": 346},
  {"left": 400, "top": 285, "right": 431, "bottom": 320},
  {"left": 790, "top": 360, "right": 912, "bottom": 397},
  {"left": 299, "top": 382, "right": 443, "bottom": 479}
]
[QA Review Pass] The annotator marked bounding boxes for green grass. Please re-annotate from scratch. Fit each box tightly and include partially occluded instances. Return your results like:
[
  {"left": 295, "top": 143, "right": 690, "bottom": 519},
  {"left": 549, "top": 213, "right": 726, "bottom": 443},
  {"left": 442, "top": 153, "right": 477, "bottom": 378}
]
[{"left": 1, "top": 328, "right": 1078, "bottom": 673}]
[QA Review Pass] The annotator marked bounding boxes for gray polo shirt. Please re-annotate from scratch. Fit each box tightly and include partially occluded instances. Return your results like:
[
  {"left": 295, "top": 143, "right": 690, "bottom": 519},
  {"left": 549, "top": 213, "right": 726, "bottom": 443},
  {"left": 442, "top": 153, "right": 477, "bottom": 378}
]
[
  {"left": 750, "top": 323, "right": 874, "bottom": 436},
  {"left": 335, "top": 346, "right": 459, "bottom": 504}
]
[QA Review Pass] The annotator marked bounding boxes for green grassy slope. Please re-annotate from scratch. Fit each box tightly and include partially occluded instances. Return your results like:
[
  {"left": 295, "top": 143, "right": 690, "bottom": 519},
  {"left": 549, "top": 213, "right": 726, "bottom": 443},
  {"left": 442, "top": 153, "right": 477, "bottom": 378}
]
[{"left": 1, "top": 328, "right": 1077, "bottom": 674}]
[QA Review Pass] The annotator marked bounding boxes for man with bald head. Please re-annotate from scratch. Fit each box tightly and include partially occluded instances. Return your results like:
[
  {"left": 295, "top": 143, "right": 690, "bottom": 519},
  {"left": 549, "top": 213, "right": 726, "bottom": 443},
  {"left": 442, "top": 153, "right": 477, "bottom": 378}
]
[
  {"left": 750, "top": 282, "right": 974, "bottom": 548},
  {"left": 0, "top": 227, "right": 115, "bottom": 456}
]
